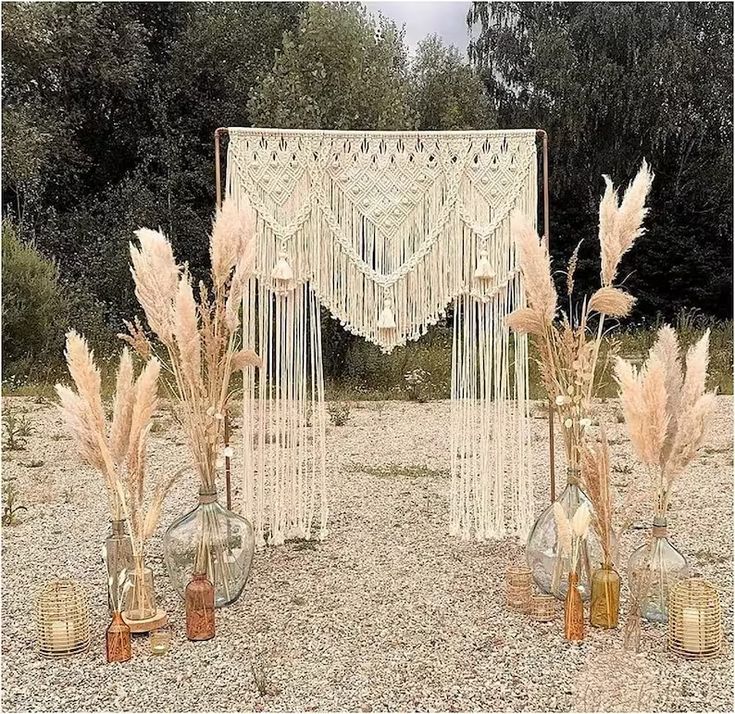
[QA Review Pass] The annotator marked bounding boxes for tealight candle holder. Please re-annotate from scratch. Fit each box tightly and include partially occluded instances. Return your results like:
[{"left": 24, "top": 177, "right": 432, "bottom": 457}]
[{"left": 150, "top": 626, "right": 172, "bottom": 656}]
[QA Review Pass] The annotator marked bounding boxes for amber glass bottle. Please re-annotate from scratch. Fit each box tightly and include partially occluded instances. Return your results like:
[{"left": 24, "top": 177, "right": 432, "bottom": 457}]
[
  {"left": 106, "top": 611, "right": 132, "bottom": 663},
  {"left": 590, "top": 563, "right": 620, "bottom": 628},
  {"left": 564, "top": 572, "right": 585, "bottom": 641},
  {"left": 185, "top": 572, "right": 215, "bottom": 641}
]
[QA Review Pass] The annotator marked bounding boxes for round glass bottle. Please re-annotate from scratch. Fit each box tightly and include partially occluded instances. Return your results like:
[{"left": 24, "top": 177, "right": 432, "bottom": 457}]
[
  {"left": 627, "top": 515, "right": 689, "bottom": 623},
  {"left": 526, "top": 469, "right": 605, "bottom": 600},
  {"left": 163, "top": 488, "right": 255, "bottom": 608},
  {"left": 104, "top": 519, "right": 133, "bottom": 615}
]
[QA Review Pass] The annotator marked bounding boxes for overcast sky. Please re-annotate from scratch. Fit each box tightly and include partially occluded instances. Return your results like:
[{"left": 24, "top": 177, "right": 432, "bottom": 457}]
[{"left": 364, "top": 1, "right": 474, "bottom": 57}]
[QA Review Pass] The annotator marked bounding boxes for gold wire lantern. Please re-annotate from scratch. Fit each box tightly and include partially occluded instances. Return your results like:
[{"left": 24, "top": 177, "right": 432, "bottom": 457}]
[
  {"left": 506, "top": 565, "right": 533, "bottom": 613},
  {"left": 35, "top": 579, "right": 90, "bottom": 658},
  {"left": 530, "top": 594, "right": 558, "bottom": 622},
  {"left": 668, "top": 578, "right": 722, "bottom": 660}
]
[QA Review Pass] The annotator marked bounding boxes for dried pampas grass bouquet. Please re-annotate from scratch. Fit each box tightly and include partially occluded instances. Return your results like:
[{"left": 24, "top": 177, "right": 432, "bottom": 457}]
[{"left": 507, "top": 161, "right": 654, "bottom": 474}]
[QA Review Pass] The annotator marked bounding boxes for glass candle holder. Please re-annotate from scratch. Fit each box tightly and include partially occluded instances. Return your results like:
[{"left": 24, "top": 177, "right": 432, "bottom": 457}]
[{"left": 149, "top": 627, "right": 172, "bottom": 656}]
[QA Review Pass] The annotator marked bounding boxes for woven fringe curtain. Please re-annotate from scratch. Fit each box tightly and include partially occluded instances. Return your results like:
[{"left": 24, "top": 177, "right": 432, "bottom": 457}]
[{"left": 226, "top": 128, "right": 536, "bottom": 546}]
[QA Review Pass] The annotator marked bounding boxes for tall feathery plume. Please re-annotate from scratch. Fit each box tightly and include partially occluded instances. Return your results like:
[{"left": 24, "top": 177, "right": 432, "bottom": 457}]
[
  {"left": 616, "top": 324, "right": 716, "bottom": 516},
  {"left": 129, "top": 228, "right": 180, "bottom": 344},
  {"left": 128, "top": 195, "right": 261, "bottom": 600},
  {"left": 110, "top": 348, "right": 135, "bottom": 464},
  {"left": 510, "top": 211, "right": 557, "bottom": 324},
  {"left": 174, "top": 273, "right": 202, "bottom": 387},
  {"left": 600, "top": 160, "right": 655, "bottom": 286}
]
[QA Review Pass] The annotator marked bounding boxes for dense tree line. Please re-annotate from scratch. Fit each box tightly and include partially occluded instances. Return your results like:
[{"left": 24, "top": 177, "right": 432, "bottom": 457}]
[{"left": 1, "top": 2, "right": 731, "bottom": 380}]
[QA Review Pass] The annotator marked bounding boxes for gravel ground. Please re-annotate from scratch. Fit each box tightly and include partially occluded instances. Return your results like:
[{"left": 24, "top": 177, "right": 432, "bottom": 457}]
[{"left": 1, "top": 396, "right": 732, "bottom": 712}]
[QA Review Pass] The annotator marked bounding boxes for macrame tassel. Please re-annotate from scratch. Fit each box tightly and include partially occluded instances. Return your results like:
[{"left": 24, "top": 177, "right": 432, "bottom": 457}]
[
  {"left": 271, "top": 251, "right": 294, "bottom": 292},
  {"left": 474, "top": 249, "right": 495, "bottom": 282},
  {"left": 377, "top": 295, "right": 396, "bottom": 330}
]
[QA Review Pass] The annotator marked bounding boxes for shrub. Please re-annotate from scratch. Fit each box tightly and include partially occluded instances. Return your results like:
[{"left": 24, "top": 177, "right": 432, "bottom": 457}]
[{"left": 1, "top": 221, "right": 64, "bottom": 378}]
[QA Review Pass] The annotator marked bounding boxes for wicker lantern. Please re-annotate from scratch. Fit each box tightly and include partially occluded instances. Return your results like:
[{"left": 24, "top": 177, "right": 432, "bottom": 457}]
[
  {"left": 35, "top": 579, "right": 90, "bottom": 658},
  {"left": 668, "top": 578, "right": 722, "bottom": 659},
  {"left": 505, "top": 565, "right": 533, "bottom": 613},
  {"left": 530, "top": 594, "right": 558, "bottom": 622}
]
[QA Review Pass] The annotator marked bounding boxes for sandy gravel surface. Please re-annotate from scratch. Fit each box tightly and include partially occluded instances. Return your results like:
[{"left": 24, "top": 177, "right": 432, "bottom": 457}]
[{"left": 1, "top": 396, "right": 732, "bottom": 712}]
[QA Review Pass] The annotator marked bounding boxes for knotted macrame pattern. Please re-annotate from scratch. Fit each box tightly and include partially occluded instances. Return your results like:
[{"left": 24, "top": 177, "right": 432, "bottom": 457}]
[{"left": 227, "top": 128, "right": 536, "bottom": 546}]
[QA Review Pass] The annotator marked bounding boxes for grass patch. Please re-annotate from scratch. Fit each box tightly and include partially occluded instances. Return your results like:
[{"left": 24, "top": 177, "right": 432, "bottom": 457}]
[{"left": 353, "top": 462, "right": 449, "bottom": 479}]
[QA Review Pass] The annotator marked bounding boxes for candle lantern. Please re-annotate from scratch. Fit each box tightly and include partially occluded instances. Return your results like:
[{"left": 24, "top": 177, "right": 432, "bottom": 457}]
[
  {"left": 668, "top": 578, "right": 722, "bottom": 660},
  {"left": 530, "top": 594, "right": 558, "bottom": 622},
  {"left": 505, "top": 565, "right": 533, "bottom": 613},
  {"left": 35, "top": 579, "right": 90, "bottom": 658}
]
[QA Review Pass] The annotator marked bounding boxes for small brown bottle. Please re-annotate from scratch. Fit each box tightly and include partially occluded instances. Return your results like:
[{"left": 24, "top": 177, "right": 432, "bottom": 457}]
[
  {"left": 106, "top": 611, "right": 132, "bottom": 663},
  {"left": 185, "top": 571, "right": 215, "bottom": 641}
]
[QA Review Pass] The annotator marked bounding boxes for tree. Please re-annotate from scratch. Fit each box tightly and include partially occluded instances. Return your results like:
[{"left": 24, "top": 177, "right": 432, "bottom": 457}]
[
  {"left": 467, "top": 2, "right": 733, "bottom": 319},
  {"left": 248, "top": 2, "right": 413, "bottom": 130},
  {"left": 410, "top": 36, "right": 494, "bottom": 130}
]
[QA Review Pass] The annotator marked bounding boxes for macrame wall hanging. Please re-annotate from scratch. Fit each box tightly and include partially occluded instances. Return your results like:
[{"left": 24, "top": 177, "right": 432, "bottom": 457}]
[{"left": 224, "top": 128, "right": 538, "bottom": 546}]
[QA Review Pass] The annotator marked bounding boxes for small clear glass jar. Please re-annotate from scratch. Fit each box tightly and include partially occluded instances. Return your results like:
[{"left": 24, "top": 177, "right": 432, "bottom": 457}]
[{"left": 628, "top": 515, "right": 689, "bottom": 623}]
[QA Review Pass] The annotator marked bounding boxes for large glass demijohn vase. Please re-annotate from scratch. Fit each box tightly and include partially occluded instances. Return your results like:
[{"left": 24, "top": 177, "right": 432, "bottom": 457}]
[
  {"left": 627, "top": 514, "right": 688, "bottom": 623},
  {"left": 163, "top": 487, "right": 255, "bottom": 608},
  {"left": 526, "top": 468, "right": 605, "bottom": 600}
]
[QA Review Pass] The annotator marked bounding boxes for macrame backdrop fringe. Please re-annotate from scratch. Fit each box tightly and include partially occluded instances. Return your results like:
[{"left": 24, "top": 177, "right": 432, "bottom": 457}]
[{"left": 227, "top": 128, "right": 536, "bottom": 544}]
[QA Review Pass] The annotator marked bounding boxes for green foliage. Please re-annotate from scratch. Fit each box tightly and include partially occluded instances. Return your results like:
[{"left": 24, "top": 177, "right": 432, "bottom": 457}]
[
  {"left": 327, "top": 402, "right": 351, "bottom": 426},
  {"left": 334, "top": 327, "right": 452, "bottom": 400},
  {"left": 249, "top": 3, "right": 412, "bottom": 130},
  {"left": 1, "top": 222, "right": 64, "bottom": 376},
  {"left": 411, "top": 36, "right": 494, "bottom": 130},
  {"left": 467, "top": 2, "right": 733, "bottom": 320},
  {"left": 2, "top": 474, "right": 28, "bottom": 526},
  {"left": 2, "top": 406, "right": 32, "bottom": 451}
]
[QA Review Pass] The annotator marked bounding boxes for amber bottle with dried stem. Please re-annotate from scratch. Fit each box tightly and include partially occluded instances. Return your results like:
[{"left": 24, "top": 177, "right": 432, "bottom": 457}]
[
  {"left": 186, "top": 571, "right": 215, "bottom": 641},
  {"left": 580, "top": 430, "right": 622, "bottom": 628},
  {"left": 105, "top": 568, "right": 132, "bottom": 663},
  {"left": 554, "top": 502, "right": 591, "bottom": 641}
]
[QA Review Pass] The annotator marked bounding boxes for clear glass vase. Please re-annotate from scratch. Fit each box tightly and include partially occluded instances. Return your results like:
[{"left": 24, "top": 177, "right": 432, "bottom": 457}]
[
  {"left": 122, "top": 554, "right": 157, "bottom": 621},
  {"left": 627, "top": 515, "right": 689, "bottom": 623},
  {"left": 163, "top": 488, "right": 255, "bottom": 608},
  {"left": 103, "top": 519, "right": 133, "bottom": 615},
  {"left": 526, "top": 469, "right": 605, "bottom": 601}
]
